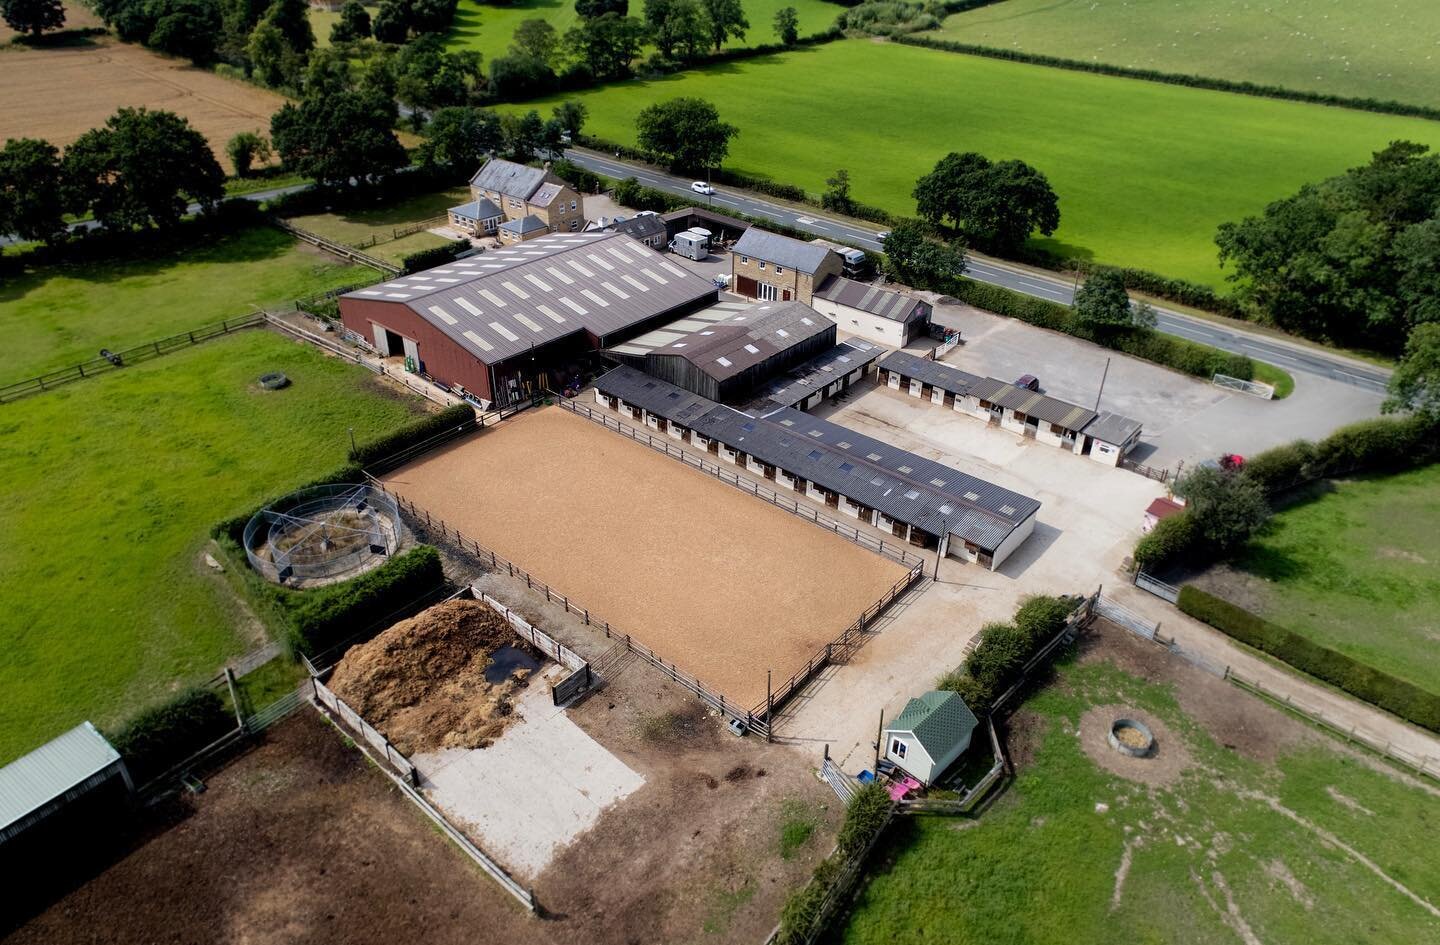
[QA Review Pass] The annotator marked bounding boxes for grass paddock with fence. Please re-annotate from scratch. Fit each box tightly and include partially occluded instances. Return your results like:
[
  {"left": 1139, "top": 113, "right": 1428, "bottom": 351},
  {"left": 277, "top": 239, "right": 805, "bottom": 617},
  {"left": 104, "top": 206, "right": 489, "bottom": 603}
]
[{"left": 0, "top": 330, "right": 429, "bottom": 764}]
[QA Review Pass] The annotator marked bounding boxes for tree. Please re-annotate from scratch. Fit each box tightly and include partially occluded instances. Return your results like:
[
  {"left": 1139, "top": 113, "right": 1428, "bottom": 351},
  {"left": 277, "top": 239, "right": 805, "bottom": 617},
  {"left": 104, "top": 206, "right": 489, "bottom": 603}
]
[
  {"left": 488, "top": 53, "right": 557, "bottom": 99},
  {"left": 247, "top": 18, "right": 301, "bottom": 87},
  {"left": 262, "top": 0, "right": 314, "bottom": 53},
  {"left": 644, "top": 0, "right": 707, "bottom": 60},
  {"left": 147, "top": 0, "right": 222, "bottom": 64},
  {"left": 1384, "top": 323, "right": 1440, "bottom": 418},
  {"left": 821, "top": 168, "right": 853, "bottom": 215},
  {"left": 303, "top": 46, "right": 355, "bottom": 96},
  {"left": 219, "top": 0, "right": 269, "bottom": 59},
  {"left": 912, "top": 151, "right": 1059, "bottom": 253},
  {"left": 419, "top": 106, "right": 502, "bottom": 172},
  {"left": 64, "top": 108, "right": 225, "bottom": 231},
  {"left": 1072, "top": 269, "right": 1135, "bottom": 334},
  {"left": 879, "top": 218, "right": 966, "bottom": 285},
  {"left": 329, "top": 0, "right": 370, "bottom": 42},
  {"left": 408, "top": 0, "right": 458, "bottom": 32},
  {"left": 1216, "top": 141, "right": 1440, "bottom": 354},
  {"left": 371, "top": 0, "right": 409, "bottom": 42},
  {"left": 0, "top": 138, "right": 67, "bottom": 244},
  {"left": 552, "top": 100, "right": 587, "bottom": 138},
  {"left": 1173, "top": 465, "right": 1269, "bottom": 552},
  {"left": 393, "top": 34, "right": 482, "bottom": 118},
  {"left": 772, "top": 4, "right": 797, "bottom": 45},
  {"left": 698, "top": 0, "right": 746, "bottom": 50},
  {"left": 1, "top": 0, "right": 64, "bottom": 37},
  {"left": 271, "top": 89, "right": 407, "bottom": 186},
  {"left": 225, "top": 131, "right": 272, "bottom": 177},
  {"left": 564, "top": 12, "right": 645, "bottom": 79},
  {"left": 499, "top": 109, "right": 544, "bottom": 161},
  {"left": 509, "top": 16, "right": 557, "bottom": 63},
  {"left": 634, "top": 96, "right": 737, "bottom": 172},
  {"left": 574, "top": 0, "right": 625, "bottom": 18}
]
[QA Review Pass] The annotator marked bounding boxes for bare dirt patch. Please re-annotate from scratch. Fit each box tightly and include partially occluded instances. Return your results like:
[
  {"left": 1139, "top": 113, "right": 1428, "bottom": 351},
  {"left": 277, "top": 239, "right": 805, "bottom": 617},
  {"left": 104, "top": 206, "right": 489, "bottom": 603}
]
[
  {"left": 0, "top": 39, "right": 286, "bottom": 173},
  {"left": 1078, "top": 703, "right": 1191, "bottom": 788},
  {"left": 328, "top": 599, "right": 535, "bottom": 754},
  {"left": 383, "top": 406, "right": 907, "bottom": 708}
]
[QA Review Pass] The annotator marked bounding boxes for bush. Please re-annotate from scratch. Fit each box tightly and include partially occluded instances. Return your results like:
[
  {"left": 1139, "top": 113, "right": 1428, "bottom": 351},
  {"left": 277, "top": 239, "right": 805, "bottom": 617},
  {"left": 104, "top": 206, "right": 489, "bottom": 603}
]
[
  {"left": 400, "top": 238, "right": 470, "bottom": 274},
  {"left": 1012, "top": 594, "right": 1075, "bottom": 646},
  {"left": 776, "top": 782, "right": 894, "bottom": 943},
  {"left": 106, "top": 687, "right": 234, "bottom": 784},
  {"left": 548, "top": 158, "right": 602, "bottom": 195},
  {"left": 775, "top": 857, "right": 842, "bottom": 945},
  {"left": 935, "top": 670, "right": 993, "bottom": 714},
  {"left": 966, "top": 621, "right": 1032, "bottom": 696},
  {"left": 348, "top": 401, "right": 476, "bottom": 469},
  {"left": 286, "top": 545, "right": 446, "bottom": 655},
  {"left": 835, "top": 782, "right": 892, "bottom": 856},
  {"left": 1132, "top": 511, "right": 1202, "bottom": 573},
  {"left": 1177, "top": 587, "right": 1440, "bottom": 733}
]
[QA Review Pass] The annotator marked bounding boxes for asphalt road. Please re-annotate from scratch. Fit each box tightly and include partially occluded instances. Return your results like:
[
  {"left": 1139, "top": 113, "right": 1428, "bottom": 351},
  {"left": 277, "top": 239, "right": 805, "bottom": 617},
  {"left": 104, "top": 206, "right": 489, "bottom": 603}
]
[{"left": 563, "top": 148, "right": 1392, "bottom": 395}]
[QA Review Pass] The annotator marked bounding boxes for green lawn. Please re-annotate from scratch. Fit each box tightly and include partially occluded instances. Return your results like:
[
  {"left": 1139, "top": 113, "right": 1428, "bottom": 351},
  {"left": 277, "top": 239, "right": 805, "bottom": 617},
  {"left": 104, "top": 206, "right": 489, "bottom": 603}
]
[
  {"left": 285, "top": 186, "right": 470, "bottom": 264},
  {"left": 0, "top": 227, "right": 375, "bottom": 381},
  {"left": 930, "top": 0, "right": 1440, "bottom": 111},
  {"left": 0, "top": 330, "right": 427, "bottom": 763},
  {"left": 842, "top": 659, "right": 1440, "bottom": 944},
  {"left": 1230, "top": 464, "right": 1440, "bottom": 694},
  {"left": 508, "top": 40, "right": 1440, "bottom": 284}
]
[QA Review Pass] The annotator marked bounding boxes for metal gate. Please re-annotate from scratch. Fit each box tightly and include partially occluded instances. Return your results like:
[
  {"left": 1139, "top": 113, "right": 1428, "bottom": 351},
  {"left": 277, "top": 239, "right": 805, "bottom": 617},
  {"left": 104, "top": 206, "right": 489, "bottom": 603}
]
[
  {"left": 1135, "top": 571, "right": 1180, "bottom": 603},
  {"left": 1095, "top": 595, "right": 1159, "bottom": 639}
]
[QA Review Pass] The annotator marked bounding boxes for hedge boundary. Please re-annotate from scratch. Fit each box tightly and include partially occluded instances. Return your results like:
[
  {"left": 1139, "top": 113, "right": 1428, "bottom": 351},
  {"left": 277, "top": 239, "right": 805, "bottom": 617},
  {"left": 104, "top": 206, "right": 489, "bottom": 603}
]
[
  {"left": 1177, "top": 586, "right": 1440, "bottom": 733},
  {"left": 894, "top": 34, "right": 1440, "bottom": 123},
  {"left": 105, "top": 687, "right": 234, "bottom": 785}
]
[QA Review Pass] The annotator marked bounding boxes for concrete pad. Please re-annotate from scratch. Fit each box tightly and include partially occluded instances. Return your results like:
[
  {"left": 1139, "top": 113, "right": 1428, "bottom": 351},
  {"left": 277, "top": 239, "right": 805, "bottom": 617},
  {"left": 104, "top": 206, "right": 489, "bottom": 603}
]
[{"left": 413, "top": 665, "right": 645, "bottom": 879}]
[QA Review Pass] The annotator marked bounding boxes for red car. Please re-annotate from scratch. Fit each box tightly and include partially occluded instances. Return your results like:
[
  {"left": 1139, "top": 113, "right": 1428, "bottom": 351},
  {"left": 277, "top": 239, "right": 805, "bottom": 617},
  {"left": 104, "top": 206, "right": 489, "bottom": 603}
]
[{"left": 1014, "top": 374, "right": 1040, "bottom": 392}]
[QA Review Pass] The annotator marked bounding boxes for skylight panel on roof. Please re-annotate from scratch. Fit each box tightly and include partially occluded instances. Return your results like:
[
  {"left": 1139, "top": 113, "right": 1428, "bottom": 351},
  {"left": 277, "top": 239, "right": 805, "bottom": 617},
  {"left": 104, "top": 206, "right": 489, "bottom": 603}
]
[
  {"left": 808, "top": 429, "right": 823, "bottom": 438},
  {"left": 743, "top": 344, "right": 760, "bottom": 354},
  {"left": 462, "top": 330, "right": 494, "bottom": 352},
  {"left": 931, "top": 478, "right": 947, "bottom": 487},
  {"left": 866, "top": 452, "right": 883, "bottom": 461},
  {"left": 871, "top": 476, "right": 886, "bottom": 486},
  {"left": 514, "top": 313, "right": 544, "bottom": 333},
  {"left": 435, "top": 278, "right": 462, "bottom": 284},
  {"left": 1000, "top": 504, "right": 1017, "bottom": 516},
  {"left": 559, "top": 297, "right": 588, "bottom": 315},
  {"left": 479, "top": 289, "right": 508, "bottom": 308},
  {"left": 429, "top": 269, "right": 454, "bottom": 275},
  {"left": 939, "top": 504, "right": 954, "bottom": 514},
  {"left": 385, "top": 293, "right": 411, "bottom": 299},
  {"left": 837, "top": 441, "right": 852, "bottom": 449},
  {"left": 804, "top": 449, "right": 821, "bottom": 462},
  {"left": 898, "top": 465, "right": 913, "bottom": 474},
  {"left": 964, "top": 491, "right": 980, "bottom": 501},
  {"left": 580, "top": 288, "right": 609, "bottom": 307},
  {"left": 621, "top": 274, "right": 649, "bottom": 292},
  {"left": 641, "top": 267, "right": 668, "bottom": 285},
  {"left": 776, "top": 329, "right": 789, "bottom": 338},
  {"left": 536, "top": 304, "right": 565, "bottom": 324},
  {"left": 741, "top": 421, "right": 756, "bottom": 432},
  {"left": 407, "top": 284, "right": 438, "bottom": 291},
  {"left": 524, "top": 274, "right": 553, "bottom": 292},
  {"left": 545, "top": 266, "right": 575, "bottom": 285},
  {"left": 672, "top": 342, "right": 686, "bottom": 348},
  {"left": 489, "top": 321, "right": 521, "bottom": 342},
  {"left": 716, "top": 356, "right": 732, "bottom": 367},
  {"left": 780, "top": 418, "right": 795, "bottom": 426},
  {"left": 601, "top": 281, "right": 629, "bottom": 300},
  {"left": 659, "top": 261, "right": 687, "bottom": 278},
  {"left": 427, "top": 305, "right": 459, "bottom": 326},
  {"left": 837, "top": 355, "right": 851, "bottom": 363},
  {"left": 838, "top": 462, "right": 855, "bottom": 474},
  {"left": 606, "top": 247, "right": 633, "bottom": 263},
  {"left": 667, "top": 391, "right": 681, "bottom": 399},
  {"left": 501, "top": 281, "right": 530, "bottom": 299},
  {"left": 586, "top": 253, "right": 615, "bottom": 271},
  {"left": 358, "top": 290, "right": 384, "bottom": 296},
  {"left": 801, "top": 317, "right": 814, "bottom": 325},
  {"left": 383, "top": 283, "right": 406, "bottom": 288},
  {"left": 904, "top": 489, "right": 921, "bottom": 500},
  {"left": 455, "top": 297, "right": 483, "bottom": 318}
]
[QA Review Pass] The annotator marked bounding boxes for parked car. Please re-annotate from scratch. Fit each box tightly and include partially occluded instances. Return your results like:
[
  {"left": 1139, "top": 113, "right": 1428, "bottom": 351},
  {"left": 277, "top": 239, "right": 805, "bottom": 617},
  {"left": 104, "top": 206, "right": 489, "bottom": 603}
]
[
  {"left": 1014, "top": 374, "right": 1040, "bottom": 391},
  {"left": 691, "top": 181, "right": 715, "bottom": 195}
]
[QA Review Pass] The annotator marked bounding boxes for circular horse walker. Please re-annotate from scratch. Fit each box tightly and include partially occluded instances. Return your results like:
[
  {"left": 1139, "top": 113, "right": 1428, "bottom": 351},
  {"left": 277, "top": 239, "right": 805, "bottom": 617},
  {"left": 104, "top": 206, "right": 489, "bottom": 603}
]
[{"left": 243, "top": 483, "right": 404, "bottom": 586}]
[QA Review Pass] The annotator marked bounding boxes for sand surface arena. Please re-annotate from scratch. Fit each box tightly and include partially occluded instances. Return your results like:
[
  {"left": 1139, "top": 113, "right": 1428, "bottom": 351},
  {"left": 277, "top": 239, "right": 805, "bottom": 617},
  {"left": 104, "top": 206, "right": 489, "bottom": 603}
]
[{"left": 383, "top": 407, "right": 908, "bottom": 707}]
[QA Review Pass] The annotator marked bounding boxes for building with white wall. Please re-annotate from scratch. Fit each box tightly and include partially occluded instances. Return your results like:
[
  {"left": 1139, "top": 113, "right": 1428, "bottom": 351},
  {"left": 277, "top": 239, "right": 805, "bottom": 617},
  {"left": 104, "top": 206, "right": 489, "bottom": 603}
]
[{"left": 812, "top": 276, "right": 931, "bottom": 347}]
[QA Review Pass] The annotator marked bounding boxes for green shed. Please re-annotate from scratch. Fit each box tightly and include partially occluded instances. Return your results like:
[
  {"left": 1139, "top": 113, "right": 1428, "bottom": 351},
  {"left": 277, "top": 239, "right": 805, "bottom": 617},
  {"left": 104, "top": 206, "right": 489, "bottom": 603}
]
[{"left": 883, "top": 691, "right": 980, "bottom": 785}]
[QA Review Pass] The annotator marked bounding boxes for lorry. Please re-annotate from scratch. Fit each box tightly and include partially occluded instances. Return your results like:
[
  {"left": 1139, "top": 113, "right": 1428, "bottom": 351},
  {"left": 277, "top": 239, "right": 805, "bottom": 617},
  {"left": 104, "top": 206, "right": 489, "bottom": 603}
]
[{"left": 669, "top": 227, "right": 711, "bottom": 261}]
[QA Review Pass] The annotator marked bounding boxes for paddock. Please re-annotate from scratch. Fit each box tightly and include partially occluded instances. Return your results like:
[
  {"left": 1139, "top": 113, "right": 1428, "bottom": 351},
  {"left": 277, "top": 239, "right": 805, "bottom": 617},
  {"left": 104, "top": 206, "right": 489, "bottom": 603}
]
[{"left": 381, "top": 407, "right": 908, "bottom": 708}]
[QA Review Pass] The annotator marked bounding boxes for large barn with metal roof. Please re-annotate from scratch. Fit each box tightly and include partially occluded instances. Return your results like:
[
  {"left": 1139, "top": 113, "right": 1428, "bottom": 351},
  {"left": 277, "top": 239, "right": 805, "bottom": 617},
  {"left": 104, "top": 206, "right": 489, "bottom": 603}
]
[
  {"left": 593, "top": 365, "right": 1040, "bottom": 570},
  {"left": 337, "top": 232, "right": 718, "bottom": 407}
]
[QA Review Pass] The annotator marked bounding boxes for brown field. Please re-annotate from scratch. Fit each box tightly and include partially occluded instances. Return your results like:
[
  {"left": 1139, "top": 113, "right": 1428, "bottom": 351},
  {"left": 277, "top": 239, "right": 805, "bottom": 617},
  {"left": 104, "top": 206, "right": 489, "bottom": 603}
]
[
  {"left": 383, "top": 406, "right": 908, "bottom": 708},
  {"left": 0, "top": 38, "right": 286, "bottom": 173}
]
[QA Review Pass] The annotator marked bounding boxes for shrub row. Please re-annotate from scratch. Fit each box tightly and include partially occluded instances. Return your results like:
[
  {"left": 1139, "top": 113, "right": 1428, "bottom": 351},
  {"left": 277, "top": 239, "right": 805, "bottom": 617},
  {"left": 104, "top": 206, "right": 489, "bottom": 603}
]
[
  {"left": 776, "top": 783, "right": 893, "bottom": 945},
  {"left": 1132, "top": 413, "right": 1440, "bottom": 573},
  {"left": 261, "top": 165, "right": 446, "bottom": 220},
  {"left": 1177, "top": 587, "right": 1440, "bottom": 733},
  {"left": 1084, "top": 264, "right": 1244, "bottom": 319},
  {"left": 400, "top": 239, "right": 471, "bottom": 274},
  {"left": 936, "top": 594, "right": 1077, "bottom": 711},
  {"left": 285, "top": 545, "right": 446, "bottom": 656},
  {"left": 893, "top": 34, "right": 1440, "bottom": 122},
  {"left": 941, "top": 276, "right": 1255, "bottom": 380},
  {"left": 105, "top": 687, "right": 235, "bottom": 785},
  {"left": 347, "top": 401, "right": 477, "bottom": 468}
]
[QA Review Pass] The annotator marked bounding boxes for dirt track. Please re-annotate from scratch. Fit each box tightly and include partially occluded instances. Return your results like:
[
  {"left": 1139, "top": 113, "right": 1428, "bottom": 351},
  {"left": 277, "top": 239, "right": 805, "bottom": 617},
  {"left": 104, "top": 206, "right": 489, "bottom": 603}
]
[
  {"left": 383, "top": 407, "right": 907, "bottom": 708},
  {"left": 0, "top": 39, "right": 286, "bottom": 173}
]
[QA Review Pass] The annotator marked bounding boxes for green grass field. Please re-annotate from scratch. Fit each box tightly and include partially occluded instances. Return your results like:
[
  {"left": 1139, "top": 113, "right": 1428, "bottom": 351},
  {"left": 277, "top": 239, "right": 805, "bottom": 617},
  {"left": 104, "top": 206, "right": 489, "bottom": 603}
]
[
  {"left": 286, "top": 187, "right": 470, "bottom": 264},
  {"left": 0, "top": 331, "right": 426, "bottom": 763},
  {"left": 930, "top": 0, "right": 1440, "bottom": 111},
  {"left": 1229, "top": 464, "right": 1440, "bottom": 695},
  {"left": 842, "top": 658, "right": 1440, "bottom": 944},
  {"left": 0, "top": 227, "right": 375, "bottom": 381},
  {"left": 511, "top": 40, "right": 1440, "bottom": 284}
]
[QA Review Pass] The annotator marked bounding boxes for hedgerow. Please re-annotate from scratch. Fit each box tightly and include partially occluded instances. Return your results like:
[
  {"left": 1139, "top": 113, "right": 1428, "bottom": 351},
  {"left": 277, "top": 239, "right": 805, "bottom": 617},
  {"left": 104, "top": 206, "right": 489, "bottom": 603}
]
[
  {"left": 400, "top": 239, "right": 470, "bottom": 274},
  {"left": 348, "top": 401, "right": 476, "bottom": 469},
  {"left": 285, "top": 545, "right": 446, "bottom": 656},
  {"left": 106, "top": 687, "right": 234, "bottom": 784}
]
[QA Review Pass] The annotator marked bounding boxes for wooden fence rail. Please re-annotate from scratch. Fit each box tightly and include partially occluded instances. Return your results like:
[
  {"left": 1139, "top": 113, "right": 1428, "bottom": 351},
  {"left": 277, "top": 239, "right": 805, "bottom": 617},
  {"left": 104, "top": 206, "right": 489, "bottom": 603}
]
[{"left": 271, "top": 218, "right": 401, "bottom": 275}]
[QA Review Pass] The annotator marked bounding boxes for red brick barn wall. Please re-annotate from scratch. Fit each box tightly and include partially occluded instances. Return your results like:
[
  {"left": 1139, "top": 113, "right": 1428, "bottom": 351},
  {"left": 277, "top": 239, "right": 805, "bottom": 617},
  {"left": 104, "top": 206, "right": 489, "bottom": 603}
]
[{"left": 339, "top": 298, "right": 494, "bottom": 402}]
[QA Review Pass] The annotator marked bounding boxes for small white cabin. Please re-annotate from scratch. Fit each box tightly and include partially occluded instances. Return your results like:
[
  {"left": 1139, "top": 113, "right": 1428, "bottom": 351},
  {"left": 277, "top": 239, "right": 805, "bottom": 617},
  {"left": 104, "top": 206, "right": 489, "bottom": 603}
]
[{"left": 882, "top": 690, "right": 980, "bottom": 786}]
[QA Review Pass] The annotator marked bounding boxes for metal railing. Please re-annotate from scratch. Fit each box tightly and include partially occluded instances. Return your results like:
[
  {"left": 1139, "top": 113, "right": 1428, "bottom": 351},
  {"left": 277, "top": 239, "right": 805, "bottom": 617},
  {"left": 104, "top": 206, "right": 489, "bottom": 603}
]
[
  {"left": 1133, "top": 569, "right": 1180, "bottom": 603},
  {"left": 1214, "top": 373, "right": 1275, "bottom": 400},
  {"left": 271, "top": 218, "right": 400, "bottom": 275},
  {"left": 557, "top": 397, "right": 926, "bottom": 570}
]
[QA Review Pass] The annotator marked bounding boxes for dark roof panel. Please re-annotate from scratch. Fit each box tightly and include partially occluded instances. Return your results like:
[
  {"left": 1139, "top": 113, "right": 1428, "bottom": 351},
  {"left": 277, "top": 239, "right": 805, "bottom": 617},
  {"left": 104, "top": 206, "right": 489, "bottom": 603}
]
[
  {"left": 732, "top": 229, "right": 835, "bottom": 274},
  {"left": 750, "top": 340, "right": 884, "bottom": 409},
  {"left": 815, "top": 275, "right": 929, "bottom": 323}
]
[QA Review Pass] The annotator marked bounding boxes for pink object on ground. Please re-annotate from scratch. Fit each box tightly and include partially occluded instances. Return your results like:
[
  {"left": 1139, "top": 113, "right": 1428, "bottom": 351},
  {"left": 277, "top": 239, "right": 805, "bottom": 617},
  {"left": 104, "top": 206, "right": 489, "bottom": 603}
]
[{"left": 888, "top": 776, "right": 922, "bottom": 801}]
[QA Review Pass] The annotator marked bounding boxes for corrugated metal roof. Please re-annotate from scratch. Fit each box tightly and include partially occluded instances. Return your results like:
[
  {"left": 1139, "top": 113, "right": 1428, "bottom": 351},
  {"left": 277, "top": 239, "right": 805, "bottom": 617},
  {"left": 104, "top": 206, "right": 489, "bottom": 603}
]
[
  {"left": 750, "top": 340, "right": 884, "bottom": 409},
  {"left": 732, "top": 229, "right": 835, "bottom": 274},
  {"left": 889, "top": 691, "right": 979, "bottom": 760},
  {"left": 611, "top": 215, "right": 667, "bottom": 240},
  {"left": 605, "top": 299, "right": 833, "bottom": 382},
  {"left": 342, "top": 232, "right": 717, "bottom": 365},
  {"left": 470, "top": 158, "right": 549, "bottom": 200},
  {"left": 1, "top": 722, "right": 122, "bottom": 835},
  {"left": 1084, "top": 410, "right": 1143, "bottom": 446},
  {"left": 594, "top": 366, "right": 1040, "bottom": 550},
  {"left": 814, "top": 275, "right": 928, "bottom": 323},
  {"left": 879, "top": 352, "right": 1100, "bottom": 432}
]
